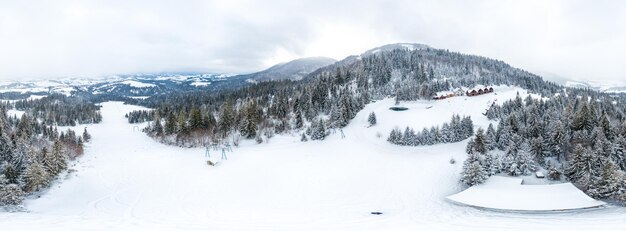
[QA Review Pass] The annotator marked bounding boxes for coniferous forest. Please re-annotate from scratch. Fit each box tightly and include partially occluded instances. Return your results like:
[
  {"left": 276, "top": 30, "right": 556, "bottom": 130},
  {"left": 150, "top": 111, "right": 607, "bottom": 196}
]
[
  {"left": 0, "top": 103, "right": 90, "bottom": 207},
  {"left": 462, "top": 92, "right": 626, "bottom": 203}
]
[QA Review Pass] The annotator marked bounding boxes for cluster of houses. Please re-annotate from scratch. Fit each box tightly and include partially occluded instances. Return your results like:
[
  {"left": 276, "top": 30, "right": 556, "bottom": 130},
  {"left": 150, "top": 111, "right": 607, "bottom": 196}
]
[
  {"left": 432, "top": 87, "right": 494, "bottom": 100},
  {"left": 466, "top": 87, "right": 494, "bottom": 96}
]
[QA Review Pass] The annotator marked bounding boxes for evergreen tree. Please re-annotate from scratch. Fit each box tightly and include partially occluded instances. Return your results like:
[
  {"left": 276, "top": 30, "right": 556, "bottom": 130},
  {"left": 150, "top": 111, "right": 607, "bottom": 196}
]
[
  {"left": 461, "top": 154, "right": 488, "bottom": 186},
  {"left": 43, "top": 142, "right": 67, "bottom": 176},
  {"left": 566, "top": 145, "right": 599, "bottom": 188},
  {"left": 469, "top": 128, "right": 487, "bottom": 155},
  {"left": 82, "top": 127, "right": 91, "bottom": 143},
  {"left": 310, "top": 119, "right": 328, "bottom": 140},
  {"left": 485, "top": 123, "right": 497, "bottom": 150},
  {"left": 294, "top": 110, "right": 304, "bottom": 129},
  {"left": 368, "top": 112, "right": 377, "bottom": 126},
  {"left": 23, "top": 161, "right": 49, "bottom": 193},
  {"left": 588, "top": 161, "right": 622, "bottom": 199},
  {"left": 0, "top": 184, "right": 25, "bottom": 206},
  {"left": 217, "top": 101, "right": 235, "bottom": 137}
]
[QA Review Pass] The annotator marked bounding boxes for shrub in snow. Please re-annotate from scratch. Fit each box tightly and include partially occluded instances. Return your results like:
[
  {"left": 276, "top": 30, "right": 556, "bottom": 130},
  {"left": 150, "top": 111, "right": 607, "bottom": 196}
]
[
  {"left": 300, "top": 133, "right": 308, "bottom": 142},
  {"left": 548, "top": 167, "right": 562, "bottom": 181},
  {"left": 449, "top": 158, "right": 456, "bottom": 164}
]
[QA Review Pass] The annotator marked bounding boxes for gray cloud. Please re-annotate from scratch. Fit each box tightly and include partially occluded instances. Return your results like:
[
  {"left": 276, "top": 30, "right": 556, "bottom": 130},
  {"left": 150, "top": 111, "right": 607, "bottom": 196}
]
[{"left": 0, "top": 0, "right": 625, "bottom": 83}]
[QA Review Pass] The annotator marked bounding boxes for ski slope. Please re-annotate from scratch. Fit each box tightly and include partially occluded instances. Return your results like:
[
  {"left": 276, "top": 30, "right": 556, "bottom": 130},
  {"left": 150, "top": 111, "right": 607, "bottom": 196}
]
[{"left": 2, "top": 86, "right": 626, "bottom": 230}]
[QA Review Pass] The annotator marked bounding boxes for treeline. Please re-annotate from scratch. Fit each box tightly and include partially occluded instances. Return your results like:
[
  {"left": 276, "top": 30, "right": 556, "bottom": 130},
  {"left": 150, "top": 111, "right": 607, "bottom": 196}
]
[
  {"left": 461, "top": 92, "right": 626, "bottom": 203},
  {"left": 12, "top": 94, "right": 102, "bottom": 126},
  {"left": 0, "top": 105, "right": 91, "bottom": 208},
  {"left": 126, "top": 110, "right": 155, "bottom": 124},
  {"left": 130, "top": 47, "right": 566, "bottom": 147},
  {"left": 387, "top": 114, "right": 474, "bottom": 146}
]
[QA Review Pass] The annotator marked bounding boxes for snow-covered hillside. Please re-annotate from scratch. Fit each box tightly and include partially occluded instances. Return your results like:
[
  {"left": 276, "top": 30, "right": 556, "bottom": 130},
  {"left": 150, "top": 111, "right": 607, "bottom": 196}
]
[
  {"left": 565, "top": 80, "right": 626, "bottom": 93},
  {"left": 2, "top": 86, "right": 626, "bottom": 230}
]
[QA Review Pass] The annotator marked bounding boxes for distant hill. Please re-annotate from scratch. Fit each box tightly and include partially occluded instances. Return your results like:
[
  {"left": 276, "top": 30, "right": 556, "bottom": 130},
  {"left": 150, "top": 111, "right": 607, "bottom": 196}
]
[
  {"left": 361, "top": 43, "right": 432, "bottom": 56},
  {"left": 243, "top": 57, "right": 336, "bottom": 82}
]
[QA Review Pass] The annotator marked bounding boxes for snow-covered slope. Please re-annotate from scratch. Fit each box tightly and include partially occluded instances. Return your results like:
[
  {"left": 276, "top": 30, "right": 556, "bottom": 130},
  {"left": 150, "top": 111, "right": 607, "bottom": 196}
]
[
  {"left": 0, "top": 73, "right": 239, "bottom": 99},
  {"left": 243, "top": 57, "right": 337, "bottom": 81},
  {"left": 362, "top": 43, "right": 431, "bottom": 56},
  {"left": 3, "top": 86, "right": 626, "bottom": 230},
  {"left": 565, "top": 80, "right": 626, "bottom": 93}
]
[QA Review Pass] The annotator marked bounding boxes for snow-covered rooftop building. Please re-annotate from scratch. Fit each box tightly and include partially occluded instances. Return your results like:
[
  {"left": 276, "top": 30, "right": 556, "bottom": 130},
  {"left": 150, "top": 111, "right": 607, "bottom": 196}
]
[{"left": 447, "top": 176, "right": 606, "bottom": 211}]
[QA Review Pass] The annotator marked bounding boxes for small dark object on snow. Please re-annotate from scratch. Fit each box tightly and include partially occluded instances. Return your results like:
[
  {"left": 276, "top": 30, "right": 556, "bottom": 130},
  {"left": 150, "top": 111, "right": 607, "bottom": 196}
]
[
  {"left": 207, "top": 160, "right": 216, "bottom": 166},
  {"left": 389, "top": 106, "right": 408, "bottom": 111},
  {"left": 370, "top": 211, "right": 383, "bottom": 215}
]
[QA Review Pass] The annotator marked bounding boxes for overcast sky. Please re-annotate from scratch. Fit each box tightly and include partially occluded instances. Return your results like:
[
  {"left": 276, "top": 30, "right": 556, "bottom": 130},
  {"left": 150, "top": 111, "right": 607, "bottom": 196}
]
[{"left": 0, "top": 0, "right": 625, "bottom": 83}]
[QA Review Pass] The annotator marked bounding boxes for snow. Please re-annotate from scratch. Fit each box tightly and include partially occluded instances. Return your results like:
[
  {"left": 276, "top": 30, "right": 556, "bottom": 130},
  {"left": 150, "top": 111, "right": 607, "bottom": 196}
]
[
  {"left": 7, "top": 109, "right": 25, "bottom": 118},
  {"left": 120, "top": 80, "right": 156, "bottom": 88},
  {"left": 447, "top": 176, "right": 606, "bottom": 211},
  {"left": 190, "top": 81, "right": 210, "bottom": 87},
  {"left": 401, "top": 44, "right": 416, "bottom": 50},
  {"left": 0, "top": 87, "right": 48, "bottom": 94},
  {"left": 129, "top": 96, "right": 150, "bottom": 100},
  {"left": 28, "top": 95, "right": 47, "bottom": 100},
  {"left": 2, "top": 86, "right": 626, "bottom": 230}
]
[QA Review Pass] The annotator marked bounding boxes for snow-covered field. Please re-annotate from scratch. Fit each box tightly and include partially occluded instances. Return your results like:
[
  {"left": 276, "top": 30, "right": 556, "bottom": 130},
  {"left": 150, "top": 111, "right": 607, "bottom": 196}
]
[{"left": 2, "top": 86, "right": 626, "bottom": 230}]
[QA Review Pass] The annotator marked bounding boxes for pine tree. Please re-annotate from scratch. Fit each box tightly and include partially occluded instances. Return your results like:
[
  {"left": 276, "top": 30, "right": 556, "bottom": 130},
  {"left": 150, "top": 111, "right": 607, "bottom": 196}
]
[
  {"left": 23, "top": 161, "right": 49, "bottom": 193},
  {"left": 471, "top": 128, "right": 487, "bottom": 155},
  {"left": 151, "top": 116, "right": 164, "bottom": 136},
  {"left": 294, "top": 110, "right": 304, "bottom": 129},
  {"left": 217, "top": 101, "right": 235, "bottom": 137},
  {"left": 164, "top": 114, "right": 177, "bottom": 135},
  {"left": 387, "top": 128, "right": 402, "bottom": 144},
  {"left": 515, "top": 141, "right": 536, "bottom": 175},
  {"left": 82, "top": 127, "right": 91, "bottom": 143},
  {"left": 485, "top": 123, "right": 497, "bottom": 150},
  {"left": 461, "top": 154, "right": 488, "bottom": 186},
  {"left": 572, "top": 103, "right": 594, "bottom": 131},
  {"left": 566, "top": 145, "right": 599, "bottom": 188},
  {"left": 368, "top": 112, "right": 377, "bottom": 126},
  {"left": 189, "top": 108, "right": 203, "bottom": 131},
  {"left": 588, "top": 161, "right": 622, "bottom": 199},
  {"left": 310, "top": 119, "right": 328, "bottom": 140},
  {"left": 2, "top": 163, "right": 20, "bottom": 185},
  {"left": 43, "top": 142, "right": 67, "bottom": 176},
  {"left": 0, "top": 184, "right": 25, "bottom": 206}
]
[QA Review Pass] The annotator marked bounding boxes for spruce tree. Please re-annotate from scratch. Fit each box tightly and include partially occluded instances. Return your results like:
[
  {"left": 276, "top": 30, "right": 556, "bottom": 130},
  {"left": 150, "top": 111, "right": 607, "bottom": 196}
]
[
  {"left": 0, "top": 184, "right": 25, "bottom": 206},
  {"left": 588, "top": 161, "right": 622, "bottom": 199},
  {"left": 23, "top": 161, "right": 49, "bottom": 193},
  {"left": 461, "top": 154, "right": 488, "bottom": 186},
  {"left": 82, "top": 128, "right": 91, "bottom": 143},
  {"left": 368, "top": 112, "right": 377, "bottom": 126}
]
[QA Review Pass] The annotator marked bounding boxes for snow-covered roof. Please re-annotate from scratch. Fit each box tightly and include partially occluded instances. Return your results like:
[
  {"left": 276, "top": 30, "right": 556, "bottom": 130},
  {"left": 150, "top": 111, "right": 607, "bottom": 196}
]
[{"left": 447, "top": 176, "right": 605, "bottom": 211}]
